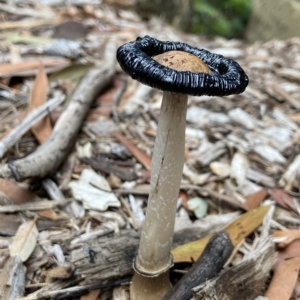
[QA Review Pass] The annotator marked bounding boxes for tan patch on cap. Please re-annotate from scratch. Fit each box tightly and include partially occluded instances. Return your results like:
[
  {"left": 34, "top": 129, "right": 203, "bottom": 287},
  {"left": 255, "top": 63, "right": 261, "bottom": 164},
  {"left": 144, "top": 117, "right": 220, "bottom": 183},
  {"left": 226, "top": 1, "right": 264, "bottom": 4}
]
[{"left": 152, "top": 50, "right": 211, "bottom": 73}]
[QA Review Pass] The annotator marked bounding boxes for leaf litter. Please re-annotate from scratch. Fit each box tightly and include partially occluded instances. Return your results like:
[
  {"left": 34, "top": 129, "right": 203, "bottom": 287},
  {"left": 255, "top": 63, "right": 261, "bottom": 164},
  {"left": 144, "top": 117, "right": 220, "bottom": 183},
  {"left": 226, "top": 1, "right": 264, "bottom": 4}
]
[{"left": 0, "top": 1, "right": 300, "bottom": 299}]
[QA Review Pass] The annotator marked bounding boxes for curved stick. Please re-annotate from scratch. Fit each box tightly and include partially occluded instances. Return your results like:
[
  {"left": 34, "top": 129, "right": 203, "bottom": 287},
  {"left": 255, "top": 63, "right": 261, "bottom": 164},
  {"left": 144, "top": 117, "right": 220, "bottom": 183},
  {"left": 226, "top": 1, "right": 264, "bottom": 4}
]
[{"left": 0, "top": 41, "right": 116, "bottom": 180}]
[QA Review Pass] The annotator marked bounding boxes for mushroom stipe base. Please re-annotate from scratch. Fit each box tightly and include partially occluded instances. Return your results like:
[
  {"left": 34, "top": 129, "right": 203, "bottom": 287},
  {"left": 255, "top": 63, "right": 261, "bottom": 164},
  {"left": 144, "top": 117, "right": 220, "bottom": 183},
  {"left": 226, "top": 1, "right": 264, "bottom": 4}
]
[{"left": 130, "top": 270, "right": 172, "bottom": 300}]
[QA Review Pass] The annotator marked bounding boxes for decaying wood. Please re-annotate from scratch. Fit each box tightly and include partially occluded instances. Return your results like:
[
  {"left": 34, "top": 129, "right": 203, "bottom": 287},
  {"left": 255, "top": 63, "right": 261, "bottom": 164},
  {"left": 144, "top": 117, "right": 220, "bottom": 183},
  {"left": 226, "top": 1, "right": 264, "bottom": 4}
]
[
  {"left": 71, "top": 230, "right": 138, "bottom": 285},
  {"left": 0, "top": 40, "right": 116, "bottom": 180},
  {"left": 15, "top": 278, "right": 131, "bottom": 300},
  {"left": 15, "top": 278, "right": 83, "bottom": 300},
  {"left": 193, "top": 239, "right": 276, "bottom": 300},
  {"left": 164, "top": 232, "right": 233, "bottom": 300},
  {"left": 70, "top": 227, "right": 217, "bottom": 285},
  {"left": 0, "top": 256, "right": 26, "bottom": 300}
]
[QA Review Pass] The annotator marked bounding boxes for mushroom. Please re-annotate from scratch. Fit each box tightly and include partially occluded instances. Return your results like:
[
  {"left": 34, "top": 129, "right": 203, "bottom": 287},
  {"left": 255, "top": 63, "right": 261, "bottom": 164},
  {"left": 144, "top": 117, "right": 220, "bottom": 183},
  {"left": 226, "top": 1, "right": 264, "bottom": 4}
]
[{"left": 116, "top": 35, "right": 248, "bottom": 300}]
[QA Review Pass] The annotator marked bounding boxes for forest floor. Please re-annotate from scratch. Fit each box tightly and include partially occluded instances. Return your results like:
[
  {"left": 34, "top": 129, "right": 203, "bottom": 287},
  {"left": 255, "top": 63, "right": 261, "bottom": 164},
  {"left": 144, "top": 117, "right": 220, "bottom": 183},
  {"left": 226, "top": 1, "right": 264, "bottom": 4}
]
[{"left": 1, "top": 1, "right": 300, "bottom": 300}]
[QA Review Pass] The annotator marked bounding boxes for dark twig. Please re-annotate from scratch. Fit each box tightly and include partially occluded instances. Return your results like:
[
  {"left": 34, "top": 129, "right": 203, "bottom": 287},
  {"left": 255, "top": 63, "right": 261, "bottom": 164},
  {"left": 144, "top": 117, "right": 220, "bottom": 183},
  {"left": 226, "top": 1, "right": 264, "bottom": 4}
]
[
  {"left": 164, "top": 232, "right": 234, "bottom": 300},
  {"left": 80, "top": 156, "right": 138, "bottom": 181}
]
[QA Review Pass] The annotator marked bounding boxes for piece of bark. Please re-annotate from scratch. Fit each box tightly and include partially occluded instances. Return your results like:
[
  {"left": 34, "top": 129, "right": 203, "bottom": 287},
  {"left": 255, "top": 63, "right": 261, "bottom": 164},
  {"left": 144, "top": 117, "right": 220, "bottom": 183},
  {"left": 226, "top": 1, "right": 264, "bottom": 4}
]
[
  {"left": 16, "top": 278, "right": 82, "bottom": 300},
  {"left": 0, "top": 40, "right": 116, "bottom": 180},
  {"left": 71, "top": 230, "right": 138, "bottom": 285},
  {"left": 164, "top": 232, "right": 233, "bottom": 300},
  {"left": 0, "top": 256, "right": 26, "bottom": 300},
  {"left": 15, "top": 278, "right": 131, "bottom": 300},
  {"left": 113, "top": 132, "right": 152, "bottom": 171},
  {"left": 70, "top": 228, "right": 211, "bottom": 285},
  {"left": 80, "top": 157, "right": 138, "bottom": 181},
  {"left": 0, "top": 213, "right": 22, "bottom": 236},
  {"left": 0, "top": 199, "right": 70, "bottom": 213},
  {"left": 193, "top": 239, "right": 276, "bottom": 300}
]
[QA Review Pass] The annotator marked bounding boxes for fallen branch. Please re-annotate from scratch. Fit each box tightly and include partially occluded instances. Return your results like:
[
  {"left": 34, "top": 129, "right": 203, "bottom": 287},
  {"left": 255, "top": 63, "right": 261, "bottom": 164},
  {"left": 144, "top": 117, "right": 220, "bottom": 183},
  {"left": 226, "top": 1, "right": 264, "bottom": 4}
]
[
  {"left": 193, "top": 239, "right": 276, "bottom": 300},
  {"left": 0, "top": 40, "right": 116, "bottom": 180},
  {"left": 70, "top": 228, "right": 213, "bottom": 285},
  {"left": 0, "top": 94, "right": 65, "bottom": 159}
]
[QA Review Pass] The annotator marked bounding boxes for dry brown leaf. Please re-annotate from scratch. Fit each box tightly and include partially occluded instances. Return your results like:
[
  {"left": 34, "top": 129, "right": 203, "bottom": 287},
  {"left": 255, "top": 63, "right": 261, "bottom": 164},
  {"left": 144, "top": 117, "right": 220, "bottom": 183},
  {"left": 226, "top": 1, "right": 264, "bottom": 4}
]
[
  {"left": 277, "top": 239, "right": 300, "bottom": 266},
  {"left": 269, "top": 189, "right": 297, "bottom": 212},
  {"left": 0, "top": 59, "right": 69, "bottom": 77},
  {"left": 242, "top": 188, "right": 268, "bottom": 210},
  {"left": 265, "top": 256, "right": 300, "bottom": 300},
  {"left": 38, "top": 209, "right": 59, "bottom": 220},
  {"left": 113, "top": 132, "right": 151, "bottom": 171},
  {"left": 9, "top": 216, "right": 39, "bottom": 262},
  {"left": 273, "top": 229, "right": 300, "bottom": 248},
  {"left": 172, "top": 205, "right": 270, "bottom": 263},
  {"left": 80, "top": 290, "right": 101, "bottom": 300},
  {"left": 0, "top": 179, "right": 37, "bottom": 204},
  {"left": 29, "top": 63, "right": 52, "bottom": 144}
]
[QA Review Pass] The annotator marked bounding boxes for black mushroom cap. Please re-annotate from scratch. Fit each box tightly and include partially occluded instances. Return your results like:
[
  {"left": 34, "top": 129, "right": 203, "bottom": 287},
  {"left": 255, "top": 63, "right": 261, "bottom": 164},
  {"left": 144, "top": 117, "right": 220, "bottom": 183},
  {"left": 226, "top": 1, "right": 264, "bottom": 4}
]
[{"left": 116, "top": 35, "right": 249, "bottom": 97}]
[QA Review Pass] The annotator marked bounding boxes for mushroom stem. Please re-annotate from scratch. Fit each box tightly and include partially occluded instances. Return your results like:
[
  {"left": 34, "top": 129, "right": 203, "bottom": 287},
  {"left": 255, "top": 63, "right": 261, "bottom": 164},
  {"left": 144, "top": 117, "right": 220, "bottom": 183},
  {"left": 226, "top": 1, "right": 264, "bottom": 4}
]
[
  {"left": 131, "top": 270, "right": 172, "bottom": 300},
  {"left": 131, "top": 91, "right": 188, "bottom": 299}
]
